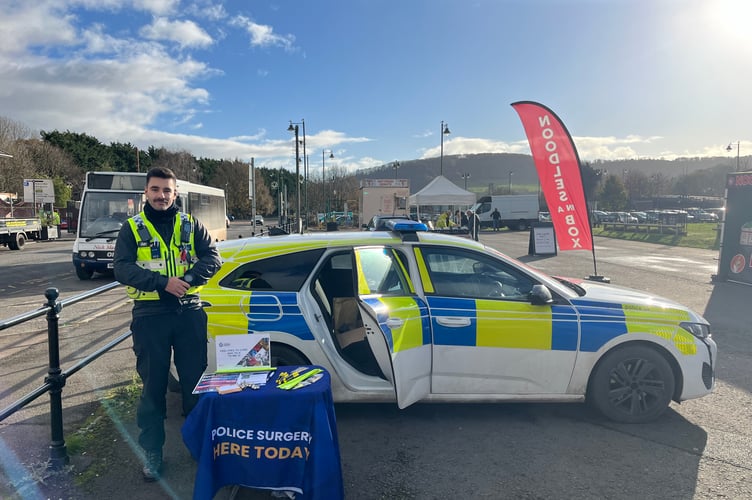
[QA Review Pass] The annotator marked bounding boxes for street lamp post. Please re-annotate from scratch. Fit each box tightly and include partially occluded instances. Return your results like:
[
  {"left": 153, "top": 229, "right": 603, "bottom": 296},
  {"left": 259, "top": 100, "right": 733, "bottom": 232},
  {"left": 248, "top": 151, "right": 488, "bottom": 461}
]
[
  {"left": 460, "top": 172, "right": 470, "bottom": 190},
  {"left": 287, "top": 121, "right": 303, "bottom": 234},
  {"left": 508, "top": 170, "right": 514, "bottom": 194},
  {"left": 288, "top": 120, "right": 307, "bottom": 226},
  {"left": 322, "top": 149, "right": 334, "bottom": 217},
  {"left": 727, "top": 141, "right": 741, "bottom": 171},
  {"left": 440, "top": 121, "right": 451, "bottom": 176},
  {"left": 392, "top": 160, "right": 400, "bottom": 179}
]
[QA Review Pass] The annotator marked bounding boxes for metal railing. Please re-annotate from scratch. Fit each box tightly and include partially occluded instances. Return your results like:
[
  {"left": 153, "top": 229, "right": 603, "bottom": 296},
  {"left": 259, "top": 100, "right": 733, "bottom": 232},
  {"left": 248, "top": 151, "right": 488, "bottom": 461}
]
[{"left": 0, "top": 281, "right": 131, "bottom": 469}]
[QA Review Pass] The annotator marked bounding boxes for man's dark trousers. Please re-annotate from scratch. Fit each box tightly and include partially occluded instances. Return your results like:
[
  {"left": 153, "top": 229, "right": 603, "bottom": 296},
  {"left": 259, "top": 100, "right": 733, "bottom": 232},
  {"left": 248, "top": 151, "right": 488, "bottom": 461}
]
[{"left": 131, "top": 308, "right": 208, "bottom": 452}]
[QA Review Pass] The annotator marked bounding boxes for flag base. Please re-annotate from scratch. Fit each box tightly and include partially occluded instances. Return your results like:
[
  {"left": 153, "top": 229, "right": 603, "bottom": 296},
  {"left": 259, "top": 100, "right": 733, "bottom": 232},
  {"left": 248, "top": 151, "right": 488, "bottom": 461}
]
[{"left": 586, "top": 275, "right": 611, "bottom": 283}]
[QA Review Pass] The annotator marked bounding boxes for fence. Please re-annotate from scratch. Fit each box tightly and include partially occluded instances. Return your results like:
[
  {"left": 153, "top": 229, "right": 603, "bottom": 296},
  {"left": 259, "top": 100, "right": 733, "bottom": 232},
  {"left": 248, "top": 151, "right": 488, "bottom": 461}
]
[{"left": 0, "top": 281, "right": 129, "bottom": 469}]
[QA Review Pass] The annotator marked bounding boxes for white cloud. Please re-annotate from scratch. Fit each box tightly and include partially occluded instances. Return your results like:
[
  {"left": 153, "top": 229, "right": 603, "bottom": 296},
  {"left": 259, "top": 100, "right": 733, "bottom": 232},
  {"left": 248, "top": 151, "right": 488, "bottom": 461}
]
[
  {"left": 420, "top": 137, "right": 513, "bottom": 160},
  {"left": 140, "top": 17, "right": 214, "bottom": 48},
  {"left": 183, "top": 1, "right": 227, "bottom": 21},
  {"left": 0, "top": 3, "right": 78, "bottom": 56},
  {"left": 230, "top": 15, "right": 295, "bottom": 51},
  {"left": 131, "top": 0, "right": 180, "bottom": 15}
]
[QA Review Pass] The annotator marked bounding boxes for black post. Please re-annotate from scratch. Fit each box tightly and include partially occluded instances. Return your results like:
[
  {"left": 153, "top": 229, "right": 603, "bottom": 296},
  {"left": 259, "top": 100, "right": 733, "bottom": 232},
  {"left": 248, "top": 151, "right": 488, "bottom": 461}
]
[{"left": 44, "top": 287, "right": 69, "bottom": 469}]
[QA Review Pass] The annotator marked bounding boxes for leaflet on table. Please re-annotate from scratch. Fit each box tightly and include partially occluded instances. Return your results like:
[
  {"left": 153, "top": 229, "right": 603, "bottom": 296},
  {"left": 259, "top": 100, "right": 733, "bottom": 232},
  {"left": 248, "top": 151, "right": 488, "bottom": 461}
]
[
  {"left": 215, "top": 333, "right": 271, "bottom": 373},
  {"left": 192, "top": 371, "right": 272, "bottom": 394}
]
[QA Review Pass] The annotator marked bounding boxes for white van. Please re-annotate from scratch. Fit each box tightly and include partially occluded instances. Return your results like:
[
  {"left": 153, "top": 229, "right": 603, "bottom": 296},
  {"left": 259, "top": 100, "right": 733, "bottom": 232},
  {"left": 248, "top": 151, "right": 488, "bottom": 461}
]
[{"left": 470, "top": 195, "right": 540, "bottom": 230}]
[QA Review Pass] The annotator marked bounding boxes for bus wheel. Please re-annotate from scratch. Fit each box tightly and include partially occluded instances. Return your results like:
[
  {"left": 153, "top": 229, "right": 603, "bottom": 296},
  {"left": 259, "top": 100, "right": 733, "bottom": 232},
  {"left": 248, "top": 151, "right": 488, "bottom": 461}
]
[{"left": 75, "top": 266, "right": 94, "bottom": 280}]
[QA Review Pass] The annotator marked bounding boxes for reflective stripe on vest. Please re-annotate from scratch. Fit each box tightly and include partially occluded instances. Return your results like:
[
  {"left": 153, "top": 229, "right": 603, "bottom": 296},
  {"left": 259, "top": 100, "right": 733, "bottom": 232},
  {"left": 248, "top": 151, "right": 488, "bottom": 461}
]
[{"left": 125, "top": 211, "right": 202, "bottom": 300}]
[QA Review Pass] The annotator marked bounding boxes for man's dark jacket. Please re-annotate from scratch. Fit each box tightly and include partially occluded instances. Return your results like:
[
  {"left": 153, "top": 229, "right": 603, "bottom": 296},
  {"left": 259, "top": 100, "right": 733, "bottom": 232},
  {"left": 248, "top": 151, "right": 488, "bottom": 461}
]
[{"left": 113, "top": 203, "right": 222, "bottom": 317}]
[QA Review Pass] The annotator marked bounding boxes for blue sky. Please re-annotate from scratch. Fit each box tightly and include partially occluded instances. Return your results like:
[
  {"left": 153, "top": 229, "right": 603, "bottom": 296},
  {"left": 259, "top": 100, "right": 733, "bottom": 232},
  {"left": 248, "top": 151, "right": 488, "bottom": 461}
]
[{"left": 1, "top": 0, "right": 750, "bottom": 175}]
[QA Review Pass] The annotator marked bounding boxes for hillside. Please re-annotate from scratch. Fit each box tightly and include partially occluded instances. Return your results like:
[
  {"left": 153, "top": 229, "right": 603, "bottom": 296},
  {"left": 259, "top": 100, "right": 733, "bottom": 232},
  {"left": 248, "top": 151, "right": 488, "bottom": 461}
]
[{"left": 357, "top": 153, "right": 739, "bottom": 194}]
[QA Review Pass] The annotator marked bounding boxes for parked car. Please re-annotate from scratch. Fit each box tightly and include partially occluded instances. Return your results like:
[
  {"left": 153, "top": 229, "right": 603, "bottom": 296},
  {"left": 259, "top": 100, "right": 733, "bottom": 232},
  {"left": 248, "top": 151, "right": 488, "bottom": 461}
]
[
  {"left": 254, "top": 215, "right": 264, "bottom": 226},
  {"left": 686, "top": 208, "right": 718, "bottom": 222},
  {"left": 592, "top": 210, "right": 618, "bottom": 224},
  {"left": 198, "top": 222, "right": 716, "bottom": 423},
  {"left": 630, "top": 211, "right": 649, "bottom": 223},
  {"left": 614, "top": 212, "right": 638, "bottom": 223},
  {"left": 364, "top": 214, "right": 410, "bottom": 231}
]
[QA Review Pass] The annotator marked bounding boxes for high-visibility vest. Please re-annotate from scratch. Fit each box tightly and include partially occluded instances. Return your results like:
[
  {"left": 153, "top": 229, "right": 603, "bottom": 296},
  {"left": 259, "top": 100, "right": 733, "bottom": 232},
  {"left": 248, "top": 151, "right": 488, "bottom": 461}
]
[{"left": 125, "top": 211, "right": 202, "bottom": 300}]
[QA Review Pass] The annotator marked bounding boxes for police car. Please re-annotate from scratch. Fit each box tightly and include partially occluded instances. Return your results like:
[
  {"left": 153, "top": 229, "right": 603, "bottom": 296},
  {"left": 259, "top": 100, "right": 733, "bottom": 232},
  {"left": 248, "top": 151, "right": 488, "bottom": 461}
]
[{"left": 200, "top": 220, "right": 716, "bottom": 423}]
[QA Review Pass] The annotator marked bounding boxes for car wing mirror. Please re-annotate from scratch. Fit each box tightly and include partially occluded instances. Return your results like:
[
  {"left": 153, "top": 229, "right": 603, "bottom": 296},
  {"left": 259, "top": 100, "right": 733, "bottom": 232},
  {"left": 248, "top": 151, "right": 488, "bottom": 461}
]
[{"left": 529, "top": 284, "right": 554, "bottom": 305}]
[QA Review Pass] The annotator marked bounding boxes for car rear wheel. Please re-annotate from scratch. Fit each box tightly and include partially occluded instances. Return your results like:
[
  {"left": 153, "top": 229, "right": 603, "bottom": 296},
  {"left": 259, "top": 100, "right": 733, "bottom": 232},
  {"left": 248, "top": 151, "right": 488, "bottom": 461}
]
[
  {"left": 271, "top": 344, "right": 309, "bottom": 367},
  {"left": 588, "top": 345, "right": 675, "bottom": 423}
]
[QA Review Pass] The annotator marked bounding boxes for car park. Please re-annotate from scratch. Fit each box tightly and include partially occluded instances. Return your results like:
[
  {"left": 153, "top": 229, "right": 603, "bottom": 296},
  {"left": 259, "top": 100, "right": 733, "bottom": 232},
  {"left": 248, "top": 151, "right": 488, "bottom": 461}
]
[{"left": 199, "top": 220, "right": 716, "bottom": 423}]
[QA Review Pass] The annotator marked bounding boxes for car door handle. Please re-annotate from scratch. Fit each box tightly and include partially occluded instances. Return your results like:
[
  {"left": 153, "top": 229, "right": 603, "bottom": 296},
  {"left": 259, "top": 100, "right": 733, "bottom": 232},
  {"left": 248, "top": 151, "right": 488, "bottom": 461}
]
[
  {"left": 386, "top": 318, "right": 404, "bottom": 329},
  {"left": 436, "top": 316, "right": 471, "bottom": 327}
]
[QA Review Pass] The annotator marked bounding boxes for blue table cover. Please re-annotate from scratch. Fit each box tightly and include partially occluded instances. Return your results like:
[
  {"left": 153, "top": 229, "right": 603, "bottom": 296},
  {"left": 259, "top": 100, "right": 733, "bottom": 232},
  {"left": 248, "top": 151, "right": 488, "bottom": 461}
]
[{"left": 181, "top": 367, "right": 344, "bottom": 500}]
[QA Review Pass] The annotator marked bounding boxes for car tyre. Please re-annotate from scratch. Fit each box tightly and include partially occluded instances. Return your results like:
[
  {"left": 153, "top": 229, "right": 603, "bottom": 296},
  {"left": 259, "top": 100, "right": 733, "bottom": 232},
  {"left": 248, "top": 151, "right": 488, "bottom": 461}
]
[
  {"left": 271, "top": 344, "right": 309, "bottom": 367},
  {"left": 588, "top": 344, "right": 675, "bottom": 423}
]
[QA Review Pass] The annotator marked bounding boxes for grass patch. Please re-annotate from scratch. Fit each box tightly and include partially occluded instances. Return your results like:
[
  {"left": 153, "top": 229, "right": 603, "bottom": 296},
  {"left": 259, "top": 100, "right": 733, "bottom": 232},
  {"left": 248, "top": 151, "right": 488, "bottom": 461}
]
[
  {"left": 592, "top": 222, "right": 721, "bottom": 250},
  {"left": 68, "top": 373, "right": 142, "bottom": 486}
]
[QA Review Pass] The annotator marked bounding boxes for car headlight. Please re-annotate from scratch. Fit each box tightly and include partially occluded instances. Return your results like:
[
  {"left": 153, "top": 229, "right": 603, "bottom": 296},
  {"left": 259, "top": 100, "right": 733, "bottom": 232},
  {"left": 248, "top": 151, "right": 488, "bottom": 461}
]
[{"left": 680, "top": 322, "right": 710, "bottom": 339}]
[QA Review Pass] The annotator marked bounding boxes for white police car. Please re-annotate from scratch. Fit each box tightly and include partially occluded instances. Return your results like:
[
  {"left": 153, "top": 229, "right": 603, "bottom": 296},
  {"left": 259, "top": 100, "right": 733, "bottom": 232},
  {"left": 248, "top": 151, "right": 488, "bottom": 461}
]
[{"left": 200, "top": 220, "right": 716, "bottom": 423}]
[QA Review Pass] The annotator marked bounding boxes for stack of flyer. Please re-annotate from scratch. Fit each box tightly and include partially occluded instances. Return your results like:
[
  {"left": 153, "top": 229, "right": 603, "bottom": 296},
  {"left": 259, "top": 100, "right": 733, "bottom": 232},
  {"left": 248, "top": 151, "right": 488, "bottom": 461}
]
[{"left": 192, "top": 333, "right": 273, "bottom": 394}]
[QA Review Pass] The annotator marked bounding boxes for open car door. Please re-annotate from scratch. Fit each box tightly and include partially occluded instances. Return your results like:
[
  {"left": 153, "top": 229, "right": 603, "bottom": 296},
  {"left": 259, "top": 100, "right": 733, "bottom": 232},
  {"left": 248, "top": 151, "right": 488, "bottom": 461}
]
[{"left": 353, "top": 247, "right": 431, "bottom": 408}]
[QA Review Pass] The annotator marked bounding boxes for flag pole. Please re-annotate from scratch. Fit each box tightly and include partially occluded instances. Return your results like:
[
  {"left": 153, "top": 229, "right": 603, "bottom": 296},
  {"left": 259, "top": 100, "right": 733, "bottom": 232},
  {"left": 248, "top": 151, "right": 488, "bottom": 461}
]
[{"left": 578, "top": 167, "right": 610, "bottom": 283}]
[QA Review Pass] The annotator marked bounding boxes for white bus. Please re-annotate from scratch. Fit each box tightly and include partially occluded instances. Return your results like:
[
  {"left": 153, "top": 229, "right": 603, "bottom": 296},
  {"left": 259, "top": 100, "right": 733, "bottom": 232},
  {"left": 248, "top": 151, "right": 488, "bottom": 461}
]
[{"left": 72, "top": 171, "right": 227, "bottom": 280}]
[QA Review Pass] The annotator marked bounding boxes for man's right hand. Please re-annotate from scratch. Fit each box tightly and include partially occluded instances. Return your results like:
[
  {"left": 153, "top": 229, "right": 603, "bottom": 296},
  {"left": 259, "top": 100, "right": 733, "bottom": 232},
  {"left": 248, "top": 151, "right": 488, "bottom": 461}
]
[{"left": 164, "top": 276, "right": 191, "bottom": 297}]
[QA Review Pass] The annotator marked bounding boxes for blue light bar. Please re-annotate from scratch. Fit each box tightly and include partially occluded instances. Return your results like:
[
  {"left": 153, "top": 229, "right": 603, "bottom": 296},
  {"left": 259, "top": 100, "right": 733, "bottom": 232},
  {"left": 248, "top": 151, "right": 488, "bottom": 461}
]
[{"left": 385, "top": 219, "right": 428, "bottom": 232}]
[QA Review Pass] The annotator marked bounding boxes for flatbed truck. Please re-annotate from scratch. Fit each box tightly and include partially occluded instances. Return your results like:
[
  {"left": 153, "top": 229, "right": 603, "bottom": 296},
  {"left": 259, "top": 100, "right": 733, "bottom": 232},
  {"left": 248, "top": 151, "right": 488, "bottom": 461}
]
[{"left": 0, "top": 218, "right": 45, "bottom": 250}]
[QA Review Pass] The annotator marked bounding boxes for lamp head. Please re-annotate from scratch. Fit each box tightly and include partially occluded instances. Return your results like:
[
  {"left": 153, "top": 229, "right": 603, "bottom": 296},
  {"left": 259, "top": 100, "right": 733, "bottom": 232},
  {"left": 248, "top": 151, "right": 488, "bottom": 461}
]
[
  {"left": 727, "top": 143, "right": 733, "bottom": 152},
  {"left": 287, "top": 122, "right": 295, "bottom": 132}
]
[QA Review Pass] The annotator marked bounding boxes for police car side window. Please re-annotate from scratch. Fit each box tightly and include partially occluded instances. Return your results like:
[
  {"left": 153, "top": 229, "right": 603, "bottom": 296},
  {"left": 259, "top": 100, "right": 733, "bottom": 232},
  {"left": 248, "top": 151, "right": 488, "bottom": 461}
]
[
  {"left": 357, "top": 248, "right": 409, "bottom": 295},
  {"left": 422, "top": 247, "right": 534, "bottom": 300},
  {"left": 219, "top": 249, "right": 325, "bottom": 292}
]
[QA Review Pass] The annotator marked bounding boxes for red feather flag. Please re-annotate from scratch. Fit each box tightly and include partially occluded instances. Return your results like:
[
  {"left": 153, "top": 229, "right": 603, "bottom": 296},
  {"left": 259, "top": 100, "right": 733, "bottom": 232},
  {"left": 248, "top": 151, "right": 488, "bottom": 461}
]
[{"left": 511, "top": 101, "right": 593, "bottom": 252}]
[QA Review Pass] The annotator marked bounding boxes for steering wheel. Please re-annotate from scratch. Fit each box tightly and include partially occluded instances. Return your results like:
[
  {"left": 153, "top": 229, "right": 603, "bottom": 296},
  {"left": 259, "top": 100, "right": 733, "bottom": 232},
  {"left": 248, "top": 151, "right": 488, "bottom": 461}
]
[{"left": 487, "top": 280, "right": 505, "bottom": 298}]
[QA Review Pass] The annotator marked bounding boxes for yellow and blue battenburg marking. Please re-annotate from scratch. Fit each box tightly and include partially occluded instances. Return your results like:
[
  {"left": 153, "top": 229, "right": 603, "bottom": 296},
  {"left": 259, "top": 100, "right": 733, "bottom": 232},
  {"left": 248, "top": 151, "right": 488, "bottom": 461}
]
[
  {"left": 570, "top": 299, "right": 694, "bottom": 355},
  {"left": 421, "top": 296, "right": 696, "bottom": 356},
  {"left": 426, "top": 297, "right": 579, "bottom": 350},
  {"left": 360, "top": 296, "right": 431, "bottom": 353},
  {"left": 244, "top": 292, "right": 315, "bottom": 340}
]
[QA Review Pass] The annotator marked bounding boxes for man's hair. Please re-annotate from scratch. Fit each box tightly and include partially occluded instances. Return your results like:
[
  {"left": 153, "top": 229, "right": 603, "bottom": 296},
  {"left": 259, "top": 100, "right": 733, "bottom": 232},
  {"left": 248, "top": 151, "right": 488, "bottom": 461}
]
[{"left": 146, "top": 166, "right": 177, "bottom": 184}]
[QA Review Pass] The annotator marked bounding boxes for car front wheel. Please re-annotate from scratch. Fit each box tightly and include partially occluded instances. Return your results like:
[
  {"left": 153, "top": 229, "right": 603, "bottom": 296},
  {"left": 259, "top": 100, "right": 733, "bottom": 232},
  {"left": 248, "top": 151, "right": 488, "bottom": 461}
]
[{"left": 588, "top": 345, "right": 675, "bottom": 423}]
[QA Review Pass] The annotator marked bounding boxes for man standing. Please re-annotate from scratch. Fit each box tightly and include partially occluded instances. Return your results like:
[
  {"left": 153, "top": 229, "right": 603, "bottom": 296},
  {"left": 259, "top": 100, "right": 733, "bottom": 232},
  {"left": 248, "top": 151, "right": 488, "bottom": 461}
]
[
  {"left": 114, "top": 167, "right": 222, "bottom": 482},
  {"left": 491, "top": 208, "right": 501, "bottom": 232}
]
